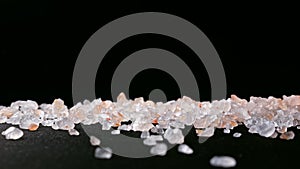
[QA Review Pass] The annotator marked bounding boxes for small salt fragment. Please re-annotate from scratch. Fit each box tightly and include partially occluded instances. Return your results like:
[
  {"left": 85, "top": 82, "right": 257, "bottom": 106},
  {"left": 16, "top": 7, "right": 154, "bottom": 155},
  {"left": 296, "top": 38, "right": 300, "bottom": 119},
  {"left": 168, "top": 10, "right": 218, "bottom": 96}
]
[
  {"left": 1, "top": 126, "right": 24, "bottom": 140},
  {"left": 143, "top": 137, "right": 157, "bottom": 146},
  {"left": 196, "top": 127, "right": 215, "bottom": 137},
  {"left": 118, "top": 124, "right": 132, "bottom": 131},
  {"left": 233, "top": 132, "right": 242, "bottom": 138},
  {"left": 68, "top": 128, "right": 80, "bottom": 136},
  {"left": 56, "top": 118, "right": 75, "bottom": 130},
  {"left": 140, "top": 131, "right": 150, "bottom": 138},
  {"left": 178, "top": 144, "right": 193, "bottom": 154},
  {"left": 164, "top": 128, "right": 184, "bottom": 144},
  {"left": 2, "top": 126, "right": 16, "bottom": 135},
  {"left": 0, "top": 116, "right": 7, "bottom": 123},
  {"left": 223, "top": 128, "right": 230, "bottom": 134},
  {"left": 111, "top": 130, "right": 120, "bottom": 135},
  {"left": 51, "top": 123, "right": 59, "bottom": 130},
  {"left": 280, "top": 131, "right": 295, "bottom": 140},
  {"left": 210, "top": 156, "right": 236, "bottom": 168},
  {"left": 270, "top": 132, "right": 278, "bottom": 139},
  {"left": 149, "top": 135, "right": 163, "bottom": 141},
  {"left": 90, "top": 136, "right": 101, "bottom": 146},
  {"left": 94, "top": 147, "right": 112, "bottom": 159},
  {"left": 150, "top": 143, "right": 168, "bottom": 156},
  {"left": 297, "top": 126, "right": 300, "bottom": 129}
]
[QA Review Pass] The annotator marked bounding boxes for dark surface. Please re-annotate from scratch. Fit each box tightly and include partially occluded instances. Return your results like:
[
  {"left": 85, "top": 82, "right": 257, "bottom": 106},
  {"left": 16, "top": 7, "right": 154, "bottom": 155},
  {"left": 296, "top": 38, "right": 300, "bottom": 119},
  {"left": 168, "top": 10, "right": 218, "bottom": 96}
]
[{"left": 1, "top": 1, "right": 300, "bottom": 169}]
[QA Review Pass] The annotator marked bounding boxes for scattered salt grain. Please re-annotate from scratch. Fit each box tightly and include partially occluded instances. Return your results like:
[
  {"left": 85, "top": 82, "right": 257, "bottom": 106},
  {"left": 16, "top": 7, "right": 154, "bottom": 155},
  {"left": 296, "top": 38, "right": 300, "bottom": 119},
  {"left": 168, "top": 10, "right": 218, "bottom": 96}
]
[
  {"left": 178, "top": 144, "right": 193, "bottom": 154},
  {"left": 210, "top": 156, "right": 236, "bottom": 168},
  {"left": 233, "top": 132, "right": 242, "bottom": 138},
  {"left": 90, "top": 136, "right": 101, "bottom": 146},
  {"left": 1, "top": 126, "right": 24, "bottom": 140},
  {"left": 111, "top": 130, "right": 120, "bottom": 135},
  {"left": 94, "top": 147, "right": 112, "bottom": 159},
  {"left": 68, "top": 128, "right": 80, "bottom": 136},
  {"left": 150, "top": 143, "right": 168, "bottom": 156},
  {"left": 223, "top": 128, "right": 230, "bottom": 134}
]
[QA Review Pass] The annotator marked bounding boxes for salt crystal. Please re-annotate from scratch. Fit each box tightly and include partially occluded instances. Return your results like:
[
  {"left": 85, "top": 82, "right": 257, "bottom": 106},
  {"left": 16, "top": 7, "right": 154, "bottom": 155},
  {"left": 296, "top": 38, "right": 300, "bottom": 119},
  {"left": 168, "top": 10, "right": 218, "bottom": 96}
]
[
  {"left": 297, "top": 126, "right": 300, "bottom": 129},
  {"left": 56, "top": 118, "right": 75, "bottom": 130},
  {"left": 178, "top": 144, "right": 193, "bottom": 154},
  {"left": 2, "top": 126, "right": 24, "bottom": 140},
  {"left": 210, "top": 156, "right": 236, "bottom": 168},
  {"left": 233, "top": 132, "right": 242, "bottom": 138},
  {"left": 118, "top": 124, "right": 132, "bottom": 131},
  {"left": 140, "top": 131, "right": 150, "bottom": 138},
  {"left": 270, "top": 132, "right": 278, "bottom": 138},
  {"left": 223, "top": 128, "right": 230, "bottom": 134},
  {"left": 1, "top": 126, "right": 16, "bottom": 135},
  {"left": 150, "top": 143, "right": 168, "bottom": 156},
  {"left": 0, "top": 116, "right": 7, "bottom": 123},
  {"left": 90, "top": 136, "right": 101, "bottom": 146},
  {"left": 143, "top": 137, "right": 157, "bottom": 146},
  {"left": 196, "top": 127, "right": 215, "bottom": 137},
  {"left": 68, "top": 128, "right": 80, "bottom": 136},
  {"left": 164, "top": 128, "right": 184, "bottom": 144},
  {"left": 280, "top": 131, "right": 295, "bottom": 140},
  {"left": 94, "top": 147, "right": 112, "bottom": 159},
  {"left": 149, "top": 135, "right": 163, "bottom": 141},
  {"left": 111, "top": 130, "right": 120, "bottom": 135}
]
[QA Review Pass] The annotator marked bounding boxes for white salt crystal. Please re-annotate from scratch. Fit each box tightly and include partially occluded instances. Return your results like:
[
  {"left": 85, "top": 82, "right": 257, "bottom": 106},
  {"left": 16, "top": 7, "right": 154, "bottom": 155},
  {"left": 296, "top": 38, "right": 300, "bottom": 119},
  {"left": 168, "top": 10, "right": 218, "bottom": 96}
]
[
  {"left": 111, "top": 130, "right": 120, "bottom": 135},
  {"left": 210, "top": 156, "right": 236, "bottom": 168},
  {"left": 149, "top": 135, "right": 163, "bottom": 141},
  {"left": 90, "top": 136, "right": 101, "bottom": 146},
  {"left": 150, "top": 143, "right": 167, "bottom": 156},
  {"left": 233, "top": 132, "right": 242, "bottom": 138},
  {"left": 164, "top": 128, "right": 184, "bottom": 144},
  {"left": 196, "top": 127, "right": 215, "bottom": 137},
  {"left": 68, "top": 128, "right": 80, "bottom": 136},
  {"left": 2, "top": 126, "right": 24, "bottom": 140},
  {"left": 0, "top": 116, "right": 7, "bottom": 123},
  {"left": 223, "top": 128, "right": 230, "bottom": 134},
  {"left": 143, "top": 137, "right": 157, "bottom": 146},
  {"left": 118, "top": 124, "right": 132, "bottom": 131},
  {"left": 2, "top": 126, "right": 16, "bottom": 135},
  {"left": 178, "top": 144, "right": 193, "bottom": 154},
  {"left": 56, "top": 118, "right": 75, "bottom": 130},
  {"left": 140, "top": 131, "right": 150, "bottom": 138},
  {"left": 94, "top": 147, "right": 112, "bottom": 159}
]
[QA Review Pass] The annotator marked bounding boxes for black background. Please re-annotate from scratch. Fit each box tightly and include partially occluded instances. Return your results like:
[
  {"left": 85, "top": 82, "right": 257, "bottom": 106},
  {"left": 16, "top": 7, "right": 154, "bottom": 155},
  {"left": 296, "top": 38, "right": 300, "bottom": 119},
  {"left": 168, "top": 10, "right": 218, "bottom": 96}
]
[{"left": 0, "top": 1, "right": 300, "bottom": 169}]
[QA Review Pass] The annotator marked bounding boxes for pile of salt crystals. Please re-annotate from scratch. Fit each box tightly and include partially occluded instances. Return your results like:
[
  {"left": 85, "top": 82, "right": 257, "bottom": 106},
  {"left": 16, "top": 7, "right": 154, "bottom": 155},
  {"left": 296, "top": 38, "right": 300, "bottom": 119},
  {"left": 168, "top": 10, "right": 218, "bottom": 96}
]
[{"left": 1, "top": 93, "right": 300, "bottom": 157}]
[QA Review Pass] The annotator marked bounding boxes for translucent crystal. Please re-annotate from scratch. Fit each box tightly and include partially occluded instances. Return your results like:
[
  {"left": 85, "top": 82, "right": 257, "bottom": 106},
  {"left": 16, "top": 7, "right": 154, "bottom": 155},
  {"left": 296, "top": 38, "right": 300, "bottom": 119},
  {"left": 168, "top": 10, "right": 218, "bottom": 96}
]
[
  {"left": 90, "top": 136, "right": 101, "bottom": 146},
  {"left": 56, "top": 118, "right": 75, "bottom": 130},
  {"left": 223, "top": 128, "right": 230, "bottom": 134},
  {"left": 111, "top": 130, "right": 120, "bottom": 135},
  {"left": 1, "top": 126, "right": 24, "bottom": 140},
  {"left": 143, "top": 137, "right": 157, "bottom": 146},
  {"left": 233, "top": 132, "right": 242, "bottom": 138},
  {"left": 118, "top": 124, "right": 132, "bottom": 131},
  {"left": 149, "top": 135, "right": 163, "bottom": 141},
  {"left": 94, "top": 147, "right": 112, "bottom": 159},
  {"left": 68, "top": 128, "right": 80, "bottom": 136},
  {"left": 164, "top": 128, "right": 184, "bottom": 144},
  {"left": 178, "top": 144, "right": 193, "bottom": 154},
  {"left": 150, "top": 143, "right": 167, "bottom": 156},
  {"left": 210, "top": 156, "right": 236, "bottom": 168},
  {"left": 196, "top": 127, "right": 215, "bottom": 137},
  {"left": 280, "top": 131, "right": 295, "bottom": 140},
  {"left": 140, "top": 131, "right": 150, "bottom": 138}
]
